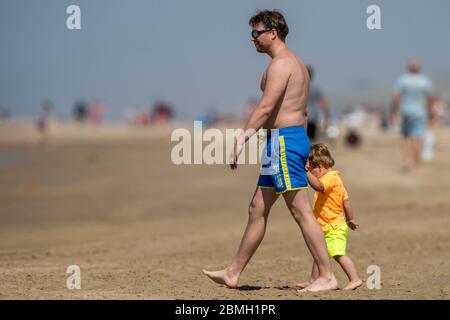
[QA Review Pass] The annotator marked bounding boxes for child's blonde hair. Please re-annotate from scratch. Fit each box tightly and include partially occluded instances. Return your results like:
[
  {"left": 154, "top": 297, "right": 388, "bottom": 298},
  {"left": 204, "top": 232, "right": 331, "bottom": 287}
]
[{"left": 308, "top": 143, "right": 335, "bottom": 169}]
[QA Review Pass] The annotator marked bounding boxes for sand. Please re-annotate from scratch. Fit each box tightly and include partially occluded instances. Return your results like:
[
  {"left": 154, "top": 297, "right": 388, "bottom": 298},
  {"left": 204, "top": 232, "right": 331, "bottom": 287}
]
[{"left": 0, "top": 120, "right": 449, "bottom": 299}]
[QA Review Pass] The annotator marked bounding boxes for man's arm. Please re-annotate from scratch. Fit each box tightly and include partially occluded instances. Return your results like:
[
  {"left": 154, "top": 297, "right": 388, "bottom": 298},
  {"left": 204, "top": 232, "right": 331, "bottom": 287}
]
[
  {"left": 237, "top": 58, "right": 291, "bottom": 145},
  {"left": 391, "top": 92, "right": 401, "bottom": 115},
  {"left": 390, "top": 92, "right": 402, "bottom": 125},
  {"left": 320, "top": 95, "right": 330, "bottom": 126},
  {"left": 320, "top": 96, "right": 330, "bottom": 119},
  {"left": 391, "top": 77, "right": 402, "bottom": 116},
  {"left": 427, "top": 94, "right": 435, "bottom": 117},
  {"left": 306, "top": 171, "right": 324, "bottom": 192}
]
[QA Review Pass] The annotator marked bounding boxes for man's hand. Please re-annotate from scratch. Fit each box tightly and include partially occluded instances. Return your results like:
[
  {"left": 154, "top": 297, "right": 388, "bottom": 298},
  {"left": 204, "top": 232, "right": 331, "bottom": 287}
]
[
  {"left": 230, "top": 139, "right": 244, "bottom": 170},
  {"left": 347, "top": 219, "right": 359, "bottom": 231}
]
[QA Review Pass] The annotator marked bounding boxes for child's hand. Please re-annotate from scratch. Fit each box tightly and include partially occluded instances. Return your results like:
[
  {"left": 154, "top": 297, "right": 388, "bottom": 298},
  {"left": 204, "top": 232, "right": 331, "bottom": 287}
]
[{"left": 347, "top": 219, "right": 359, "bottom": 230}]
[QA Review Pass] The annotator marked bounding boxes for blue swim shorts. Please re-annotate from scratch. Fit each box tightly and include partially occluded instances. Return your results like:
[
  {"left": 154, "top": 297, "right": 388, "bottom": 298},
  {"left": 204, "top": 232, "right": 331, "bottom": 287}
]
[{"left": 257, "top": 126, "right": 310, "bottom": 194}]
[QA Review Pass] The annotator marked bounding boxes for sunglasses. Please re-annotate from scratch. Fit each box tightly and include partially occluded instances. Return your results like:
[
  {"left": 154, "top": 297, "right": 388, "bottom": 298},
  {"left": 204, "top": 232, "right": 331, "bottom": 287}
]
[{"left": 251, "top": 29, "right": 272, "bottom": 39}]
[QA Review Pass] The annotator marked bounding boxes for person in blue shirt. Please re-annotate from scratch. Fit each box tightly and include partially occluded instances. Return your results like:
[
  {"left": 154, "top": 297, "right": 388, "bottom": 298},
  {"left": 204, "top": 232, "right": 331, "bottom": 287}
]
[{"left": 392, "top": 60, "right": 434, "bottom": 174}]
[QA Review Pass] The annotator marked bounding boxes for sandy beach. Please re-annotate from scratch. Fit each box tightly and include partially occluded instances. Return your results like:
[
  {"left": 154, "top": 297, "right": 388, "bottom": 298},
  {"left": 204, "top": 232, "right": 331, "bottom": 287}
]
[{"left": 0, "top": 120, "right": 449, "bottom": 299}]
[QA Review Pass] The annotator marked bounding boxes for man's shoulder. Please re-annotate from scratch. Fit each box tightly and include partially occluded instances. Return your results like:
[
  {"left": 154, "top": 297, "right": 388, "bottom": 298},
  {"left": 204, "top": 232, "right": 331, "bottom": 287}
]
[
  {"left": 309, "top": 84, "right": 322, "bottom": 96},
  {"left": 419, "top": 74, "right": 433, "bottom": 85},
  {"left": 401, "top": 73, "right": 432, "bottom": 88},
  {"left": 396, "top": 74, "right": 408, "bottom": 83},
  {"left": 270, "top": 55, "right": 293, "bottom": 67},
  {"left": 266, "top": 56, "right": 294, "bottom": 77}
]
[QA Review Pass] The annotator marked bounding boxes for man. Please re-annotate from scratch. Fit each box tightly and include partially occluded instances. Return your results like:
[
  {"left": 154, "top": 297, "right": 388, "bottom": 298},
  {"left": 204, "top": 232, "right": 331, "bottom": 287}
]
[
  {"left": 202, "top": 10, "right": 337, "bottom": 293},
  {"left": 392, "top": 60, "right": 434, "bottom": 174},
  {"left": 35, "top": 100, "right": 53, "bottom": 148},
  {"left": 306, "top": 66, "right": 330, "bottom": 141}
]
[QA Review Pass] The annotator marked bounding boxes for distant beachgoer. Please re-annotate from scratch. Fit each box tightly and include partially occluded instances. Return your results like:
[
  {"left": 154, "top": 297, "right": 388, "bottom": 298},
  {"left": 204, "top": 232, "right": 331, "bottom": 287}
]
[
  {"left": 0, "top": 108, "right": 10, "bottom": 120},
  {"left": 296, "top": 143, "right": 362, "bottom": 290},
  {"left": 423, "top": 95, "right": 447, "bottom": 161},
  {"left": 89, "top": 101, "right": 105, "bottom": 125},
  {"left": 74, "top": 101, "right": 88, "bottom": 123},
  {"left": 151, "top": 101, "right": 174, "bottom": 124},
  {"left": 35, "top": 101, "right": 52, "bottom": 146},
  {"left": 244, "top": 97, "right": 258, "bottom": 123},
  {"left": 391, "top": 60, "right": 434, "bottom": 173},
  {"left": 380, "top": 110, "right": 389, "bottom": 132}
]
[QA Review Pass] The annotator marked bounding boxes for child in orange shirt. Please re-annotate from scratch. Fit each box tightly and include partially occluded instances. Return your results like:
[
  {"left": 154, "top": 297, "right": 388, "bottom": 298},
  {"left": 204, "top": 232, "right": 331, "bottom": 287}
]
[{"left": 297, "top": 143, "right": 362, "bottom": 291}]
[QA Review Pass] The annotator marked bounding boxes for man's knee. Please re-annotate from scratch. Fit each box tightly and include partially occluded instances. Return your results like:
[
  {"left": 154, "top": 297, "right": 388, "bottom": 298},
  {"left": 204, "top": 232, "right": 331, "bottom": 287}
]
[
  {"left": 248, "top": 198, "right": 266, "bottom": 220},
  {"left": 288, "top": 202, "right": 312, "bottom": 222},
  {"left": 290, "top": 205, "right": 304, "bottom": 221}
]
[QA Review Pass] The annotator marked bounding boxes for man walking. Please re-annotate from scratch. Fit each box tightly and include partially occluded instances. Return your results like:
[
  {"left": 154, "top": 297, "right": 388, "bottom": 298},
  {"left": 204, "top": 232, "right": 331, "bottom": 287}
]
[
  {"left": 203, "top": 10, "right": 337, "bottom": 293},
  {"left": 392, "top": 60, "right": 434, "bottom": 174},
  {"left": 306, "top": 65, "right": 330, "bottom": 141}
]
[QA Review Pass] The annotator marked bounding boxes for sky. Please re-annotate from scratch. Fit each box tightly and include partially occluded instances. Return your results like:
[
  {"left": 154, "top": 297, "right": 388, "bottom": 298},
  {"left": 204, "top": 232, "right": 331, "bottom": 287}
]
[{"left": 1, "top": 0, "right": 450, "bottom": 121}]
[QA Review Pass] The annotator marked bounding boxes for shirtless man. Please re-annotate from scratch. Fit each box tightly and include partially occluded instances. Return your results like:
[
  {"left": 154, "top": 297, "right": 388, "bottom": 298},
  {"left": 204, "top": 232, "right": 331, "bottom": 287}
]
[{"left": 202, "top": 10, "right": 337, "bottom": 293}]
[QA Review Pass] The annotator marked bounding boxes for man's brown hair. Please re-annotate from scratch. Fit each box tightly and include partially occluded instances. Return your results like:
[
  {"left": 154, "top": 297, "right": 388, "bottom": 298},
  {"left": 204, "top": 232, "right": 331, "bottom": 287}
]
[
  {"left": 308, "top": 143, "right": 335, "bottom": 169},
  {"left": 249, "top": 10, "right": 289, "bottom": 41}
]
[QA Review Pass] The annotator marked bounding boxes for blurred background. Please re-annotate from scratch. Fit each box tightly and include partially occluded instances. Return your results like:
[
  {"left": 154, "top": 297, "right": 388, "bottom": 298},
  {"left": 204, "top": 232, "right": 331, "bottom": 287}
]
[{"left": 1, "top": 0, "right": 449, "bottom": 124}]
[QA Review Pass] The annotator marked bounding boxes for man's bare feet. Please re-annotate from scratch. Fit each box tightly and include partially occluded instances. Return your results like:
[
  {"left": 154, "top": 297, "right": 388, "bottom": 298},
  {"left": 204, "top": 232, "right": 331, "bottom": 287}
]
[
  {"left": 343, "top": 279, "right": 363, "bottom": 290},
  {"left": 295, "top": 280, "right": 313, "bottom": 289},
  {"left": 297, "top": 275, "right": 338, "bottom": 293},
  {"left": 202, "top": 268, "right": 240, "bottom": 289}
]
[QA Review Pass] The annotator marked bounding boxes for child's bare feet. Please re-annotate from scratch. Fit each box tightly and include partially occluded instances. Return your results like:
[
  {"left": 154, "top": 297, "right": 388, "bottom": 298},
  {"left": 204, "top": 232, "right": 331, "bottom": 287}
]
[
  {"left": 202, "top": 268, "right": 240, "bottom": 289},
  {"left": 343, "top": 279, "right": 363, "bottom": 290}
]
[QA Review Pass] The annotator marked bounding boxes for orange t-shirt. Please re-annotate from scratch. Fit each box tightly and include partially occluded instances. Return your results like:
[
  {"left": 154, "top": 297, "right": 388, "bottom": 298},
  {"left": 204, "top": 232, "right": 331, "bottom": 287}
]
[{"left": 313, "top": 170, "right": 349, "bottom": 232}]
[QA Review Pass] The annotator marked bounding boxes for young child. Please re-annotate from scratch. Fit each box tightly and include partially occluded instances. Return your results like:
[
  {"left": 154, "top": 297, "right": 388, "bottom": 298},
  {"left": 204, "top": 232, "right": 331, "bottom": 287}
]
[{"left": 297, "top": 143, "right": 362, "bottom": 291}]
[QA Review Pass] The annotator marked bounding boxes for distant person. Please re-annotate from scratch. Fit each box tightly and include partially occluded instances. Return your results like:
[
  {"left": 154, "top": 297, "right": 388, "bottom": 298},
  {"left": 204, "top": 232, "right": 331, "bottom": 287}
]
[
  {"left": 423, "top": 95, "right": 448, "bottom": 161},
  {"left": 151, "top": 101, "right": 173, "bottom": 124},
  {"left": 88, "top": 101, "right": 106, "bottom": 125},
  {"left": 196, "top": 107, "right": 219, "bottom": 128},
  {"left": 35, "top": 101, "right": 53, "bottom": 146},
  {"left": 379, "top": 109, "right": 389, "bottom": 132},
  {"left": 0, "top": 108, "right": 10, "bottom": 120},
  {"left": 430, "top": 95, "right": 448, "bottom": 125},
  {"left": 306, "top": 66, "right": 330, "bottom": 141},
  {"left": 391, "top": 60, "right": 434, "bottom": 173},
  {"left": 136, "top": 111, "right": 151, "bottom": 126},
  {"left": 297, "top": 143, "right": 362, "bottom": 290},
  {"left": 74, "top": 101, "right": 88, "bottom": 123},
  {"left": 244, "top": 97, "right": 258, "bottom": 123}
]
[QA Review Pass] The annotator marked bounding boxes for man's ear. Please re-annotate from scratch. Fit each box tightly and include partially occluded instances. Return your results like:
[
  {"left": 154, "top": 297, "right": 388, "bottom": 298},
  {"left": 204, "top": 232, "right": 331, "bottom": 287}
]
[{"left": 270, "top": 29, "right": 277, "bottom": 40}]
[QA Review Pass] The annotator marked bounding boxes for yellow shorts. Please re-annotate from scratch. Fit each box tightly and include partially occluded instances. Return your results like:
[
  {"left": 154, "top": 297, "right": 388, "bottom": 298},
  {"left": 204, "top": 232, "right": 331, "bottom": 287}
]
[{"left": 324, "top": 223, "right": 348, "bottom": 257}]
